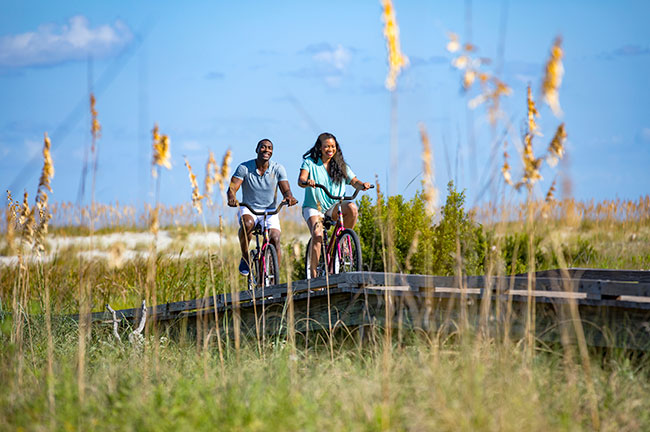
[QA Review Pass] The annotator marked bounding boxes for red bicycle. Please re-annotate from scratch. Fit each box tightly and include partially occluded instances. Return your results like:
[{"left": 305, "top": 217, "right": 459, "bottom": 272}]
[
  {"left": 238, "top": 201, "right": 287, "bottom": 289},
  {"left": 301, "top": 182, "right": 373, "bottom": 279}
]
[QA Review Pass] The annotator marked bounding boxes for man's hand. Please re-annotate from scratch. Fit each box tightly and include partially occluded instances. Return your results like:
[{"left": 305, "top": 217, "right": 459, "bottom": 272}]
[
  {"left": 361, "top": 182, "right": 372, "bottom": 191},
  {"left": 284, "top": 196, "right": 298, "bottom": 206},
  {"left": 227, "top": 196, "right": 239, "bottom": 207}
]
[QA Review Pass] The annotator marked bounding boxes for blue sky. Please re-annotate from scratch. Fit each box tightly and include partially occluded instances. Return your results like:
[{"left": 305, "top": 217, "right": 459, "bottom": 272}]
[{"left": 2, "top": 0, "right": 649, "bottom": 211}]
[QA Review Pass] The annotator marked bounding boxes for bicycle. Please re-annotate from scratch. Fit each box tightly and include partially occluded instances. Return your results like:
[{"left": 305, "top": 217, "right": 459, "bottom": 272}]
[
  {"left": 237, "top": 201, "right": 287, "bottom": 289},
  {"left": 300, "top": 182, "right": 373, "bottom": 279}
]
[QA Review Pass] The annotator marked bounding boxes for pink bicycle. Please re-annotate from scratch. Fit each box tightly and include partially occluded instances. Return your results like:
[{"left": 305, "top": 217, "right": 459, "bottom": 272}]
[{"left": 301, "top": 182, "right": 373, "bottom": 279}]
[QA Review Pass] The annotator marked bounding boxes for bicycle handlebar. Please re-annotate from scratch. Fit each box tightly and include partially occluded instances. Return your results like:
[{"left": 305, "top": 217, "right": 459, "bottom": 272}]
[
  {"left": 300, "top": 181, "right": 374, "bottom": 201},
  {"left": 237, "top": 200, "right": 288, "bottom": 216}
]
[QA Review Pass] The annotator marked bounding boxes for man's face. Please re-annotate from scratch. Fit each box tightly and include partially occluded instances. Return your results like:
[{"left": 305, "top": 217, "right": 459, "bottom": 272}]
[{"left": 256, "top": 140, "right": 273, "bottom": 161}]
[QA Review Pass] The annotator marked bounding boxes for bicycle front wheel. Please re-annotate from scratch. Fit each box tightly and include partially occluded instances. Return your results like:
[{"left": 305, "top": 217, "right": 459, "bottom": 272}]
[
  {"left": 334, "top": 229, "right": 362, "bottom": 274},
  {"left": 261, "top": 243, "right": 279, "bottom": 287}
]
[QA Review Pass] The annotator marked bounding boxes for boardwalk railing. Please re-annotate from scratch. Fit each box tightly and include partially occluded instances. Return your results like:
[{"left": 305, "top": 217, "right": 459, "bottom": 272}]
[{"left": 93, "top": 268, "right": 650, "bottom": 349}]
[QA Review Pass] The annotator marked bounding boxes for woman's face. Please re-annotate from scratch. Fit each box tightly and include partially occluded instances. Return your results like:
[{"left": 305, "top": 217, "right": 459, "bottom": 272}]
[{"left": 321, "top": 138, "right": 337, "bottom": 161}]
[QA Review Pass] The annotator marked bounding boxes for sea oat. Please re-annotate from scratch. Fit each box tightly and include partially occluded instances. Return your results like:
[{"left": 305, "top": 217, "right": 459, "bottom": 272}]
[
  {"left": 446, "top": 32, "right": 460, "bottom": 53},
  {"left": 381, "top": 0, "right": 409, "bottom": 91},
  {"left": 204, "top": 151, "right": 217, "bottom": 205},
  {"left": 502, "top": 147, "right": 513, "bottom": 186},
  {"left": 90, "top": 93, "right": 101, "bottom": 141},
  {"left": 419, "top": 123, "right": 438, "bottom": 216},
  {"left": 218, "top": 149, "right": 232, "bottom": 194},
  {"left": 5, "top": 190, "right": 17, "bottom": 255},
  {"left": 542, "top": 179, "right": 557, "bottom": 219},
  {"left": 151, "top": 124, "right": 172, "bottom": 177},
  {"left": 185, "top": 158, "right": 204, "bottom": 214},
  {"left": 34, "top": 133, "right": 55, "bottom": 253},
  {"left": 521, "top": 133, "right": 543, "bottom": 189},
  {"left": 547, "top": 123, "right": 567, "bottom": 167},
  {"left": 527, "top": 85, "right": 541, "bottom": 137},
  {"left": 542, "top": 36, "right": 564, "bottom": 117}
]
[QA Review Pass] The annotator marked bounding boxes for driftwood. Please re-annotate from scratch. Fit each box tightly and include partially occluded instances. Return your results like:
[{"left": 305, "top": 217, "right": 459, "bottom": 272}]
[{"left": 105, "top": 300, "right": 147, "bottom": 346}]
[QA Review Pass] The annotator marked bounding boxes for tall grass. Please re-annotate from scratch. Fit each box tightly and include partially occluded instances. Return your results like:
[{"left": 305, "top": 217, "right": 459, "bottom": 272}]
[{"left": 1, "top": 3, "right": 649, "bottom": 430}]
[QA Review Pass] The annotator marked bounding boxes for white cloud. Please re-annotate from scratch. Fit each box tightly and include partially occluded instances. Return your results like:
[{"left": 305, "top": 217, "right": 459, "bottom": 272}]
[
  {"left": 312, "top": 44, "right": 351, "bottom": 71},
  {"left": 0, "top": 16, "right": 133, "bottom": 68}
]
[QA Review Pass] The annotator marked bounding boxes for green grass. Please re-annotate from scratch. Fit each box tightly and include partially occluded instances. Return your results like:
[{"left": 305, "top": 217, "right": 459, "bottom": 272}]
[
  {"left": 2, "top": 211, "right": 650, "bottom": 430},
  {"left": 1, "top": 320, "right": 649, "bottom": 431}
]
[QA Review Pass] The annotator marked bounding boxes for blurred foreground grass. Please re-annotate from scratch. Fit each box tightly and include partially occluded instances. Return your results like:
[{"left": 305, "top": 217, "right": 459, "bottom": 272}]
[{"left": 1, "top": 320, "right": 649, "bottom": 431}]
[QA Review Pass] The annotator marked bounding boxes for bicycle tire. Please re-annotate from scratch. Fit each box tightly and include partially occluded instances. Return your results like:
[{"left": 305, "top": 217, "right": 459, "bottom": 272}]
[
  {"left": 249, "top": 249, "right": 260, "bottom": 289},
  {"left": 261, "top": 243, "right": 279, "bottom": 288},
  {"left": 334, "top": 229, "right": 362, "bottom": 274},
  {"left": 305, "top": 237, "right": 327, "bottom": 280}
]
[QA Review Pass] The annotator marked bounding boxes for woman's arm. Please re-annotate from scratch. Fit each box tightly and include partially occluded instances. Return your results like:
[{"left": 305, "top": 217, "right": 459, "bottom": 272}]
[
  {"left": 298, "top": 169, "right": 315, "bottom": 187},
  {"left": 350, "top": 177, "right": 371, "bottom": 191}
]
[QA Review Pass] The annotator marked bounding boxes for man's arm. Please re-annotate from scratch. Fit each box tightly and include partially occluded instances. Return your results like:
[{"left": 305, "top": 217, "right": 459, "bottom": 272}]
[
  {"left": 227, "top": 176, "right": 243, "bottom": 207},
  {"left": 279, "top": 180, "right": 298, "bottom": 206}
]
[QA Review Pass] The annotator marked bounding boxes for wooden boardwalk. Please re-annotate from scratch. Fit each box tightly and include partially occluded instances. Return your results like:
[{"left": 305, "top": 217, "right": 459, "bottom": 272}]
[{"left": 95, "top": 268, "right": 650, "bottom": 350}]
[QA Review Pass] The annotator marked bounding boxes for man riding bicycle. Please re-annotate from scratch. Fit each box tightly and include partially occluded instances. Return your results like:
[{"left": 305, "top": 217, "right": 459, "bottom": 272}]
[{"left": 227, "top": 138, "right": 298, "bottom": 276}]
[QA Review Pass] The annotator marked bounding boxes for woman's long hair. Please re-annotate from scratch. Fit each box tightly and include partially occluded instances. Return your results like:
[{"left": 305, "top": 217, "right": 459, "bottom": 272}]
[{"left": 302, "top": 132, "right": 348, "bottom": 184}]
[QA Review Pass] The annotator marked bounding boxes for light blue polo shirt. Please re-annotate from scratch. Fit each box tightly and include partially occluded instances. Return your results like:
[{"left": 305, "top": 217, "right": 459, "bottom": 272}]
[
  {"left": 300, "top": 157, "right": 355, "bottom": 211},
  {"left": 233, "top": 159, "right": 288, "bottom": 211}
]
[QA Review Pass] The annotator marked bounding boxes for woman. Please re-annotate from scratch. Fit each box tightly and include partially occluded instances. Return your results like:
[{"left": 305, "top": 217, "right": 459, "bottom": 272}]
[{"left": 298, "top": 132, "right": 371, "bottom": 278}]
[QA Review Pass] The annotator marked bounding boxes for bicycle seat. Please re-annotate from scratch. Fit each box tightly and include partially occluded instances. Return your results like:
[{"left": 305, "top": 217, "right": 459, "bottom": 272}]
[
  {"left": 323, "top": 215, "right": 334, "bottom": 230},
  {"left": 252, "top": 221, "right": 264, "bottom": 235}
]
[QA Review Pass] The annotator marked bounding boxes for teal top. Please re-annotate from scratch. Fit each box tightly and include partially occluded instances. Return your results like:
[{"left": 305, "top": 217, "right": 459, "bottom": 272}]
[{"left": 300, "top": 157, "right": 355, "bottom": 211}]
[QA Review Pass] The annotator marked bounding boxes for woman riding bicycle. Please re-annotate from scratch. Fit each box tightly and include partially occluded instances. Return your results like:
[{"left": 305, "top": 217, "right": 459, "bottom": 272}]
[{"left": 298, "top": 132, "right": 371, "bottom": 278}]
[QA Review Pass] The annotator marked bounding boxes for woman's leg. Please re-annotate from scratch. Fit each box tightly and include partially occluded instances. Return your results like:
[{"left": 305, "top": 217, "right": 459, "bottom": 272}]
[
  {"left": 307, "top": 215, "right": 324, "bottom": 278},
  {"left": 339, "top": 201, "right": 359, "bottom": 229}
]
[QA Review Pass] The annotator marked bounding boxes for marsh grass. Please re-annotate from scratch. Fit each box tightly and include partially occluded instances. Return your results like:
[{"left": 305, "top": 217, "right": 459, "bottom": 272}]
[{"left": 2, "top": 317, "right": 650, "bottom": 431}]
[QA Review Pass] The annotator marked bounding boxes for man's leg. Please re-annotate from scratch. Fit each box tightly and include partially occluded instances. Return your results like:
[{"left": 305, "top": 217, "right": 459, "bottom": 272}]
[
  {"left": 269, "top": 228, "right": 282, "bottom": 267},
  {"left": 238, "top": 214, "right": 255, "bottom": 275}
]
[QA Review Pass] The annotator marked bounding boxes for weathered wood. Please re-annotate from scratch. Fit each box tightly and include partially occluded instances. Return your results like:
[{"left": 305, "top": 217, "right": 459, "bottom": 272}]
[{"left": 91, "top": 268, "right": 650, "bottom": 350}]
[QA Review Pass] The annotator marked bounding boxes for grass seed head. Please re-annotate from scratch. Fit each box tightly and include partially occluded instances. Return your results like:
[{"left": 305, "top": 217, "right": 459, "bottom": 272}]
[
  {"left": 527, "top": 85, "right": 541, "bottom": 137},
  {"left": 218, "top": 150, "right": 232, "bottom": 192},
  {"left": 185, "top": 158, "right": 204, "bottom": 215},
  {"left": 419, "top": 123, "right": 438, "bottom": 216},
  {"left": 152, "top": 124, "right": 172, "bottom": 177},
  {"left": 502, "top": 147, "right": 513, "bottom": 186},
  {"left": 34, "top": 133, "right": 54, "bottom": 253},
  {"left": 381, "top": 0, "right": 409, "bottom": 91},
  {"left": 90, "top": 93, "right": 101, "bottom": 141},
  {"left": 542, "top": 36, "right": 564, "bottom": 117},
  {"left": 547, "top": 123, "right": 567, "bottom": 167},
  {"left": 204, "top": 151, "right": 217, "bottom": 204}
]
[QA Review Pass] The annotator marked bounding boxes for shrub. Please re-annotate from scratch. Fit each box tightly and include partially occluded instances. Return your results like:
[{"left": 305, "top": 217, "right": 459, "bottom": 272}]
[{"left": 358, "top": 181, "right": 487, "bottom": 276}]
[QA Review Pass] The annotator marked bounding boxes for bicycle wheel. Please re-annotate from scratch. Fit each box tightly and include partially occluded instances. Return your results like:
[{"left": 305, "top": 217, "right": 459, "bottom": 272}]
[
  {"left": 334, "top": 229, "right": 362, "bottom": 274},
  {"left": 260, "top": 243, "right": 279, "bottom": 288},
  {"left": 305, "top": 238, "right": 327, "bottom": 280},
  {"left": 248, "top": 249, "right": 260, "bottom": 289}
]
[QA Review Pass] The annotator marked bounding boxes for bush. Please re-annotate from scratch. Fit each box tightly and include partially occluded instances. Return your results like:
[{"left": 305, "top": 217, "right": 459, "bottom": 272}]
[{"left": 358, "top": 181, "right": 487, "bottom": 276}]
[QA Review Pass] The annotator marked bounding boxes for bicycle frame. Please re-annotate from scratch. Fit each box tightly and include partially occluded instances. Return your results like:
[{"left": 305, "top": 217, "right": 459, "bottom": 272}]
[
  {"left": 238, "top": 201, "right": 286, "bottom": 288},
  {"left": 301, "top": 181, "right": 373, "bottom": 277}
]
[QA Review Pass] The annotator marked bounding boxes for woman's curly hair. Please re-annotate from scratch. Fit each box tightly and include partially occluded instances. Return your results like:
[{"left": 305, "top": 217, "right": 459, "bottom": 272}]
[{"left": 302, "top": 132, "right": 348, "bottom": 185}]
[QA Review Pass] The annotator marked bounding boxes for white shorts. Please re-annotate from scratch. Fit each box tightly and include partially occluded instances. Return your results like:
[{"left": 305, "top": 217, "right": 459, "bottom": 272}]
[
  {"left": 240, "top": 207, "right": 281, "bottom": 232},
  {"left": 302, "top": 204, "right": 340, "bottom": 223}
]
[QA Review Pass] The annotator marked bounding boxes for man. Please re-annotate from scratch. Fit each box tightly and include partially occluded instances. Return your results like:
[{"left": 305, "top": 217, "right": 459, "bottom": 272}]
[{"left": 227, "top": 138, "right": 298, "bottom": 276}]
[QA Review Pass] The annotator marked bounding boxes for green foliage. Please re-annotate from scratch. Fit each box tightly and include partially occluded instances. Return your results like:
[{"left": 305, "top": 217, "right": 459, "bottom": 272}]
[
  {"left": 501, "top": 233, "right": 599, "bottom": 275},
  {"left": 358, "top": 181, "right": 487, "bottom": 276}
]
